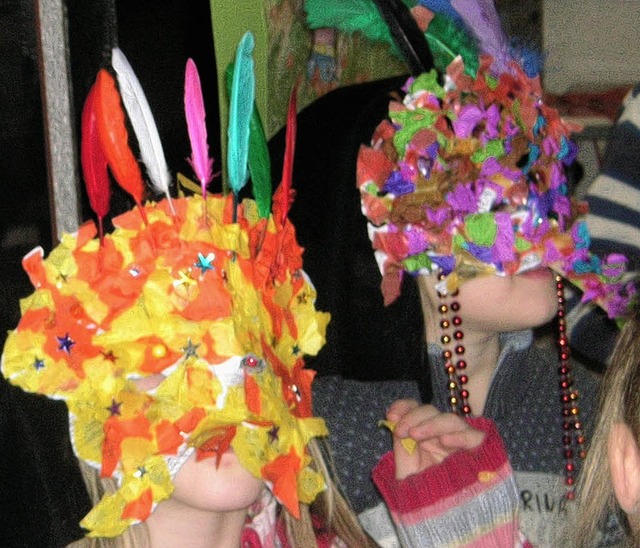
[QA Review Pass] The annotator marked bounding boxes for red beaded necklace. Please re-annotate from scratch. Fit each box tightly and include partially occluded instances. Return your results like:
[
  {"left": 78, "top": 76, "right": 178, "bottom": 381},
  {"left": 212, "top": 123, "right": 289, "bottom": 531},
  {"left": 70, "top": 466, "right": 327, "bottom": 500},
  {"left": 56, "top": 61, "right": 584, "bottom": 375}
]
[{"left": 437, "top": 272, "right": 585, "bottom": 498}]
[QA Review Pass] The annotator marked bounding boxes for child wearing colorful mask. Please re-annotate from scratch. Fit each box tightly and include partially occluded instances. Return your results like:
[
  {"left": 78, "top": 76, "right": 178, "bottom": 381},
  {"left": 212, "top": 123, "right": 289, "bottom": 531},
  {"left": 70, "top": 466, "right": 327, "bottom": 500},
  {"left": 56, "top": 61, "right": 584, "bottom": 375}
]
[
  {"left": 352, "top": 13, "right": 634, "bottom": 547},
  {"left": 377, "top": 298, "right": 640, "bottom": 548},
  {"left": 0, "top": 38, "right": 372, "bottom": 547}
]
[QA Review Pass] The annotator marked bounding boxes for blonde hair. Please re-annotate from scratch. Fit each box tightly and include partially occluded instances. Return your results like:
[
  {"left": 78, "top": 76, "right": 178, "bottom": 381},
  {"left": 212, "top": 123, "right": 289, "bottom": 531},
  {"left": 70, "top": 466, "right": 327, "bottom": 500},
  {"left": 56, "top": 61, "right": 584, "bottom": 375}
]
[
  {"left": 70, "top": 439, "right": 374, "bottom": 548},
  {"left": 575, "top": 316, "right": 640, "bottom": 547},
  {"left": 67, "top": 462, "right": 149, "bottom": 548},
  {"left": 283, "top": 438, "right": 376, "bottom": 547}
]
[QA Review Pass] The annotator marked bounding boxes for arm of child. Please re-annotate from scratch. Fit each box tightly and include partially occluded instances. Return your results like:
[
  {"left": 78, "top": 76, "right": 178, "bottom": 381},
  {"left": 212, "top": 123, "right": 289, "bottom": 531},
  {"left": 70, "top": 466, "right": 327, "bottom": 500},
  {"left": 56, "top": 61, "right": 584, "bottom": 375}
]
[{"left": 373, "top": 400, "right": 531, "bottom": 547}]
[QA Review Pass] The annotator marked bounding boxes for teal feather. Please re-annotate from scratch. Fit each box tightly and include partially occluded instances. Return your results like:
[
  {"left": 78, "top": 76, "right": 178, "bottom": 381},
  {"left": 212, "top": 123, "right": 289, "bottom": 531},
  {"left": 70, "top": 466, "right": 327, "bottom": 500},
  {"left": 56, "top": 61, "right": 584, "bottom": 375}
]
[
  {"left": 225, "top": 62, "right": 272, "bottom": 218},
  {"left": 227, "top": 31, "right": 255, "bottom": 196},
  {"left": 305, "top": 0, "right": 478, "bottom": 75}
]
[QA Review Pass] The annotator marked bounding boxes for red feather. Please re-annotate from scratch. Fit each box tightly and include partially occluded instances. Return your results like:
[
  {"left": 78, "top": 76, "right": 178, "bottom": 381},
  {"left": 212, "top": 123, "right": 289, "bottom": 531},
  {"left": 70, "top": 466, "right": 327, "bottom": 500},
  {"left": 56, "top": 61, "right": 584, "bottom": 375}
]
[
  {"left": 80, "top": 82, "right": 111, "bottom": 241},
  {"left": 274, "top": 84, "right": 298, "bottom": 224},
  {"left": 95, "top": 69, "right": 147, "bottom": 221}
]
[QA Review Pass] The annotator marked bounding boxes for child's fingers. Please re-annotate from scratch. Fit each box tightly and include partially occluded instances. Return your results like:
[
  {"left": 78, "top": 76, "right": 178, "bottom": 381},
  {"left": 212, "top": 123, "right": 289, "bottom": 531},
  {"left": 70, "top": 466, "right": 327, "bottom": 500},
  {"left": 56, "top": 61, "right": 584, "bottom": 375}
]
[
  {"left": 407, "top": 412, "right": 476, "bottom": 443},
  {"left": 393, "top": 404, "right": 441, "bottom": 437},
  {"left": 386, "top": 399, "right": 420, "bottom": 424},
  {"left": 436, "top": 429, "right": 486, "bottom": 452}
]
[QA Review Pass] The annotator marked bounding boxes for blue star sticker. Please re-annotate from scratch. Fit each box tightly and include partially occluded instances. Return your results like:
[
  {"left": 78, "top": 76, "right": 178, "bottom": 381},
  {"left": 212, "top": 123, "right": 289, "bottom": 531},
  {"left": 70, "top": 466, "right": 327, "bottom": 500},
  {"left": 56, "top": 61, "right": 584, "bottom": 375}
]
[
  {"left": 57, "top": 333, "right": 75, "bottom": 354},
  {"left": 32, "top": 358, "right": 45, "bottom": 371},
  {"left": 182, "top": 339, "right": 201, "bottom": 359},
  {"left": 194, "top": 252, "right": 215, "bottom": 274}
]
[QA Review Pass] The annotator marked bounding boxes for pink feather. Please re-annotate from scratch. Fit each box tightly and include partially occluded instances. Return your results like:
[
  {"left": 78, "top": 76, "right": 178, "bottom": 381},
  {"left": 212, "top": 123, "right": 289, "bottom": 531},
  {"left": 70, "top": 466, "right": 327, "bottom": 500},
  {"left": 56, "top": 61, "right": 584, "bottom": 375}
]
[
  {"left": 184, "top": 58, "right": 214, "bottom": 197},
  {"left": 81, "top": 82, "right": 111, "bottom": 242}
]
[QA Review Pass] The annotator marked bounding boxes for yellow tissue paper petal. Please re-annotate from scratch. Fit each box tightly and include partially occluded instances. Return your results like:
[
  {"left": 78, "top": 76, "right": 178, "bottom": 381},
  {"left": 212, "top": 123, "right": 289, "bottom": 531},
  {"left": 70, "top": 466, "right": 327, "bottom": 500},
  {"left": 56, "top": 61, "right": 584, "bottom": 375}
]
[
  {"left": 379, "top": 419, "right": 416, "bottom": 454},
  {"left": 297, "top": 466, "right": 327, "bottom": 505}
]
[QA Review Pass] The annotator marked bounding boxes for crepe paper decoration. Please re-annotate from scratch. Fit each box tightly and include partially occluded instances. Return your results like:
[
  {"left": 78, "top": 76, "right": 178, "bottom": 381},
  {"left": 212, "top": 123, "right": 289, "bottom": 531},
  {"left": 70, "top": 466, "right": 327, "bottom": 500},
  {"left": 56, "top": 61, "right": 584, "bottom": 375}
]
[
  {"left": 94, "top": 69, "right": 148, "bottom": 224},
  {"left": 121, "top": 488, "right": 153, "bottom": 521},
  {"left": 356, "top": 57, "right": 634, "bottom": 318},
  {"left": 80, "top": 82, "right": 111, "bottom": 243},
  {"left": 244, "top": 372, "right": 262, "bottom": 415},
  {"left": 195, "top": 426, "right": 237, "bottom": 464},
  {"left": 227, "top": 31, "right": 255, "bottom": 197},
  {"left": 176, "top": 172, "right": 202, "bottom": 198},
  {"left": 154, "top": 420, "right": 184, "bottom": 455},
  {"left": 261, "top": 448, "right": 302, "bottom": 518},
  {"left": 184, "top": 58, "right": 215, "bottom": 200},
  {"left": 225, "top": 62, "right": 272, "bottom": 218},
  {"left": 112, "top": 48, "right": 176, "bottom": 216},
  {"left": 3, "top": 194, "right": 331, "bottom": 537},
  {"left": 379, "top": 419, "right": 417, "bottom": 454}
]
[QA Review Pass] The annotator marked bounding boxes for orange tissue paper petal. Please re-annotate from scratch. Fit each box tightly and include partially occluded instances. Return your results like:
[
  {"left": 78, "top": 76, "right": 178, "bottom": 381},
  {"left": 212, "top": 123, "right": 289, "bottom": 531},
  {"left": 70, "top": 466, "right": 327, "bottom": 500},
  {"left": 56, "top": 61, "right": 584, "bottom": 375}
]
[
  {"left": 195, "top": 426, "right": 237, "bottom": 464},
  {"left": 21, "top": 247, "right": 47, "bottom": 289},
  {"left": 155, "top": 420, "right": 184, "bottom": 455},
  {"left": 262, "top": 448, "right": 301, "bottom": 518},
  {"left": 175, "top": 407, "right": 206, "bottom": 434},
  {"left": 180, "top": 275, "right": 232, "bottom": 321},
  {"left": 101, "top": 414, "right": 152, "bottom": 477},
  {"left": 244, "top": 373, "right": 261, "bottom": 415},
  {"left": 121, "top": 488, "right": 153, "bottom": 521}
]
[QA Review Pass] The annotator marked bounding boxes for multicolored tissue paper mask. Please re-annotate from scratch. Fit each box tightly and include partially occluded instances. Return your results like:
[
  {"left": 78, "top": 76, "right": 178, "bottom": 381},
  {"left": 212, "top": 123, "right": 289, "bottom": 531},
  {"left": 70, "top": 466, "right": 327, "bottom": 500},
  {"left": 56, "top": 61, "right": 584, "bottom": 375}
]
[
  {"left": 1, "top": 35, "right": 329, "bottom": 538},
  {"left": 357, "top": 57, "right": 632, "bottom": 317}
]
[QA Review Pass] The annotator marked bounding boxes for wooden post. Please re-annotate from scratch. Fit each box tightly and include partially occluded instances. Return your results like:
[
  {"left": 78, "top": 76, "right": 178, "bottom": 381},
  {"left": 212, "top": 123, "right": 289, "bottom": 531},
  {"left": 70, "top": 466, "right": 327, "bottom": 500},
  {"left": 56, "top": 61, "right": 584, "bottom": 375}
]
[{"left": 34, "top": 0, "right": 81, "bottom": 242}]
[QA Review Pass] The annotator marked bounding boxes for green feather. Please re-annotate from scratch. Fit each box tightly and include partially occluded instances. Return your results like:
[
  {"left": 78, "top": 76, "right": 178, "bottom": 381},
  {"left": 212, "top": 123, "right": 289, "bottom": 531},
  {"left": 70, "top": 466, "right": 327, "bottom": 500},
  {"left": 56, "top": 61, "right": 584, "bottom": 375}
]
[
  {"left": 227, "top": 32, "right": 255, "bottom": 196},
  {"left": 305, "top": 0, "right": 478, "bottom": 76},
  {"left": 306, "top": 0, "right": 417, "bottom": 43},
  {"left": 225, "top": 62, "right": 272, "bottom": 217},
  {"left": 425, "top": 13, "right": 478, "bottom": 76}
]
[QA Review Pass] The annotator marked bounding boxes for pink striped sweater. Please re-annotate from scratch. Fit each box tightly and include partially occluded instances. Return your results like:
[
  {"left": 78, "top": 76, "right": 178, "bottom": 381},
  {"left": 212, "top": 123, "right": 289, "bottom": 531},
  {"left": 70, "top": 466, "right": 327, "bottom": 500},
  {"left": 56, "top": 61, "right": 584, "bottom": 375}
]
[{"left": 373, "top": 417, "right": 532, "bottom": 547}]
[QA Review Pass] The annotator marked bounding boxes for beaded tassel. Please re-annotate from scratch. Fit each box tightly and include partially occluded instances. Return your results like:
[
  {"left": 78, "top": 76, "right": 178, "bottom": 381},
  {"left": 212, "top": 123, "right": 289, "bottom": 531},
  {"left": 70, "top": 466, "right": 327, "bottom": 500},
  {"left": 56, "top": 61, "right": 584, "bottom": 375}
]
[
  {"left": 438, "top": 274, "right": 471, "bottom": 416},
  {"left": 556, "top": 274, "right": 585, "bottom": 500}
]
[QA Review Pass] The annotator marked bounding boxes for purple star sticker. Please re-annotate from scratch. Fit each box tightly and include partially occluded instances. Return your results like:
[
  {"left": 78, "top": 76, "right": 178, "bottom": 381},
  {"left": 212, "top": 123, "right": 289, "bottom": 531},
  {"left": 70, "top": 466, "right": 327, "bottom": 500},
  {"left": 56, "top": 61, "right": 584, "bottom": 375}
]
[
  {"left": 268, "top": 426, "right": 280, "bottom": 444},
  {"left": 106, "top": 399, "right": 122, "bottom": 416},
  {"left": 56, "top": 333, "right": 75, "bottom": 354}
]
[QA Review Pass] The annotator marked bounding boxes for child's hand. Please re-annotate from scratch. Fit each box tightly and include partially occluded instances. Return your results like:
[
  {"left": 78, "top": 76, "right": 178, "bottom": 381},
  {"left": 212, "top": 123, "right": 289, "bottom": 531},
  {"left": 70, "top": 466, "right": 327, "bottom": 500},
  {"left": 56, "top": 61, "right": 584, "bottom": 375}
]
[{"left": 387, "top": 399, "right": 486, "bottom": 480}]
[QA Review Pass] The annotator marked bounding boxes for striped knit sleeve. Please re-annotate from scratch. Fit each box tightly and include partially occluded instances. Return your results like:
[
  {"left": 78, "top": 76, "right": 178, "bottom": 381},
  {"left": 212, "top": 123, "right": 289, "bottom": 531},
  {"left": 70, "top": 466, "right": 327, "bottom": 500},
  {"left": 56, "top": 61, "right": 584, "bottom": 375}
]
[
  {"left": 585, "top": 84, "right": 640, "bottom": 271},
  {"left": 372, "top": 417, "right": 530, "bottom": 547}
]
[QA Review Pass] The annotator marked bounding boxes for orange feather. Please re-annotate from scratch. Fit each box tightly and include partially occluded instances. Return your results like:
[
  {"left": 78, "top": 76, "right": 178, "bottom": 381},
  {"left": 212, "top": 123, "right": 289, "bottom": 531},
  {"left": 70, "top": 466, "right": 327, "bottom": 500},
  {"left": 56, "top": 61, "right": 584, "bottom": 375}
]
[{"left": 95, "top": 69, "right": 147, "bottom": 221}]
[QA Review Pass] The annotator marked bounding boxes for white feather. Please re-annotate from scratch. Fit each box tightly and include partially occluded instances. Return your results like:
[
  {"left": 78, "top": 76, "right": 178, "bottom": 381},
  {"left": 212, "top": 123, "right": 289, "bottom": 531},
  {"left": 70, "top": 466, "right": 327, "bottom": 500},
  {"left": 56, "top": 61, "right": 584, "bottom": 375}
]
[{"left": 111, "top": 47, "right": 175, "bottom": 214}]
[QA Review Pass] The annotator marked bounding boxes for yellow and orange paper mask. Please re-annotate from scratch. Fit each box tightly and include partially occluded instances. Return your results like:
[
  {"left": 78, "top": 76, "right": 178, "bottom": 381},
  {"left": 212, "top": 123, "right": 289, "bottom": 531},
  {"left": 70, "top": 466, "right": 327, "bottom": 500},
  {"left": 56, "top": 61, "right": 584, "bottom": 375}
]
[{"left": 2, "top": 193, "right": 330, "bottom": 537}]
